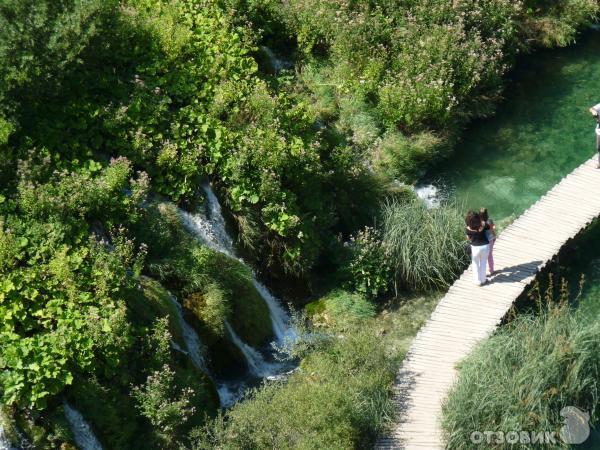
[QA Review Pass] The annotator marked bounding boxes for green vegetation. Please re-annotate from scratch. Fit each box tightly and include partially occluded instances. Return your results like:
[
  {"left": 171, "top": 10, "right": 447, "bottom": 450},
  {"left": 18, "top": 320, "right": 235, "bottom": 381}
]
[
  {"left": 442, "top": 281, "right": 600, "bottom": 449},
  {"left": 192, "top": 293, "right": 440, "bottom": 449},
  {"left": 382, "top": 199, "right": 469, "bottom": 292},
  {"left": 0, "top": 0, "right": 598, "bottom": 447}
]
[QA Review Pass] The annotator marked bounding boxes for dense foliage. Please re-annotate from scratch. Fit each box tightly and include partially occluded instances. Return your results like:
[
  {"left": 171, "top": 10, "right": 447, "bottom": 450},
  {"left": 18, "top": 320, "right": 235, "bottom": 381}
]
[
  {"left": 442, "top": 281, "right": 600, "bottom": 449},
  {"left": 0, "top": 0, "right": 598, "bottom": 447},
  {"left": 227, "top": 0, "right": 599, "bottom": 182}
]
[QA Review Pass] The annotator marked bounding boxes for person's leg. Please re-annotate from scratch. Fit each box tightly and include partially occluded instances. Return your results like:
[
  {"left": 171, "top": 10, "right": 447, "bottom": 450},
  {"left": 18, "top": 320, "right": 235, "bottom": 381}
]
[
  {"left": 596, "top": 133, "right": 600, "bottom": 167},
  {"left": 489, "top": 239, "right": 495, "bottom": 273},
  {"left": 478, "top": 244, "right": 490, "bottom": 284},
  {"left": 471, "top": 246, "right": 480, "bottom": 284}
]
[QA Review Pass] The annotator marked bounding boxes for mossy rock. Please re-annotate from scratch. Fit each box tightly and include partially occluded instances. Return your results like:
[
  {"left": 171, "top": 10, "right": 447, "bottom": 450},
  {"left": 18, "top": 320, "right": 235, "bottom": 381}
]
[
  {"left": 179, "top": 247, "right": 274, "bottom": 347},
  {"left": 304, "top": 298, "right": 327, "bottom": 317},
  {"left": 67, "top": 379, "right": 141, "bottom": 450},
  {"left": 12, "top": 401, "right": 74, "bottom": 450},
  {"left": 181, "top": 302, "right": 248, "bottom": 377},
  {"left": 129, "top": 276, "right": 185, "bottom": 348},
  {"left": 206, "top": 252, "right": 273, "bottom": 347},
  {"left": 0, "top": 406, "right": 19, "bottom": 448}
]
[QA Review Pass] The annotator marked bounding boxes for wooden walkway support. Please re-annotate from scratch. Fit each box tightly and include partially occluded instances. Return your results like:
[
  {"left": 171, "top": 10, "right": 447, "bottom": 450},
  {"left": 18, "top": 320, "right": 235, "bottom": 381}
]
[{"left": 377, "top": 156, "right": 600, "bottom": 449}]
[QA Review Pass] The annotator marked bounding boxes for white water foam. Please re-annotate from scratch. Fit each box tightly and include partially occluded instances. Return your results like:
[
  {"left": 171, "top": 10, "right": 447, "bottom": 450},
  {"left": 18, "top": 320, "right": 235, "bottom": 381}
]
[
  {"left": 63, "top": 403, "right": 103, "bottom": 450},
  {"left": 414, "top": 183, "right": 442, "bottom": 208},
  {"left": 164, "top": 291, "right": 208, "bottom": 372},
  {"left": 224, "top": 321, "right": 280, "bottom": 378},
  {"left": 0, "top": 425, "right": 11, "bottom": 450}
]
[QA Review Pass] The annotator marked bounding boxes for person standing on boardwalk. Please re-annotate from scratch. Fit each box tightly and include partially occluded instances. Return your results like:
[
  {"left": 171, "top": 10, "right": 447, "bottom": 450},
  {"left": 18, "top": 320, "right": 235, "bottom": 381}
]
[
  {"left": 466, "top": 211, "right": 490, "bottom": 286},
  {"left": 480, "top": 207, "right": 496, "bottom": 275},
  {"left": 589, "top": 103, "right": 600, "bottom": 167}
]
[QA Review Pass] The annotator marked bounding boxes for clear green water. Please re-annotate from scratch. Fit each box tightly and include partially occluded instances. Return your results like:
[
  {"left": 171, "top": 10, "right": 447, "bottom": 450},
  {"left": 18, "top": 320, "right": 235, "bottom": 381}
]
[{"left": 423, "top": 30, "right": 600, "bottom": 226}]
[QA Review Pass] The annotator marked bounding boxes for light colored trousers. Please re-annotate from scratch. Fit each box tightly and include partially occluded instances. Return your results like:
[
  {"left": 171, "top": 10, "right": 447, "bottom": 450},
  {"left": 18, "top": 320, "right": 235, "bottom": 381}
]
[{"left": 471, "top": 244, "right": 490, "bottom": 285}]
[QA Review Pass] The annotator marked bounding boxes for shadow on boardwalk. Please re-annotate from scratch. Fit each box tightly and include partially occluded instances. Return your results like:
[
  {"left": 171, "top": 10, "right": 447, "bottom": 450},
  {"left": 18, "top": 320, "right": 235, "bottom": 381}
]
[{"left": 489, "top": 260, "right": 543, "bottom": 284}]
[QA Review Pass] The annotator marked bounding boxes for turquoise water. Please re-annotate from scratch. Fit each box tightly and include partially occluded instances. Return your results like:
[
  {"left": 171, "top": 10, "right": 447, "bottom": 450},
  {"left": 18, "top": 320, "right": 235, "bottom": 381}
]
[
  {"left": 423, "top": 31, "right": 600, "bottom": 226},
  {"left": 423, "top": 31, "right": 600, "bottom": 319},
  {"left": 426, "top": 32, "right": 600, "bottom": 446}
]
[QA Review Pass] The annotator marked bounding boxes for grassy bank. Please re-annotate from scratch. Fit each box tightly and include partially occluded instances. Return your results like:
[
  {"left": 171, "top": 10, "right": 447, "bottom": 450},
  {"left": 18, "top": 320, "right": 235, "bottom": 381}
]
[{"left": 442, "top": 287, "right": 600, "bottom": 449}]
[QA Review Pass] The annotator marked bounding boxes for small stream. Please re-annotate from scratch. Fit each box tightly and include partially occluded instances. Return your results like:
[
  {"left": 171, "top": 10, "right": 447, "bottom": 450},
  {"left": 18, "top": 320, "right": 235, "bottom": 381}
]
[{"left": 63, "top": 403, "right": 102, "bottom": 450}]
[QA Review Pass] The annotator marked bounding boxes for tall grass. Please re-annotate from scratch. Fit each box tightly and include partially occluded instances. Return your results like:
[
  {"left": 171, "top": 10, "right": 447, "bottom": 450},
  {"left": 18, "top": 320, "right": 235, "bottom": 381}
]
[
  {"left": 442, "top": 285, "right": 600, "bottom": 449},
  {"left": 382, "top": 199, "right": 468, "bottom": 292}
]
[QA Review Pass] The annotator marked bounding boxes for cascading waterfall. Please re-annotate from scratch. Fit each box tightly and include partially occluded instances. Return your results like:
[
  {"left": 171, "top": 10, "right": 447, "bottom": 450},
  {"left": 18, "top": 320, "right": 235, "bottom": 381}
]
[
  {"left": 160, "top": 285, "right": 245, "bottom": 407},
  {"left": 251, "top": 279, "right": 295, "bottom": 345},
  {"left": 164, "top": 291, "right": 208, "bottom": 372},
  {"left": 224, "top": 321, "right": 279, "bottom": 378},
  {"left": 259, "top": 46, "right": 292, "bottom": 73},
  {"left": 63, "top": 403, "right": 103, "bottom": 450},
  {"left": 179, "top": 182, "right": 295, "bottom": 346},
  {"left": 179, "top": 183, "right": 235, "bottom": 258}
]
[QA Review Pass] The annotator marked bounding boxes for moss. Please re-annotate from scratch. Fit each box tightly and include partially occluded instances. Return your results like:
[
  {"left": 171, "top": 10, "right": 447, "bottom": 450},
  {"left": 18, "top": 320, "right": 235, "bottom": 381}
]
[
  {"left": 304, "top": 298, "right": 327, "bottom": 317},
  {"left": 13, "top": 402, "right": 74, "bottom": 450},
  {"left": 68, "top": 379, "right": 142, "bottom": 450},
  {"left": 0, "top": 407, "right": 19, "bottom": 447},
  {"left": 130, "top": 276, "right": 186, "bottom": 347}
]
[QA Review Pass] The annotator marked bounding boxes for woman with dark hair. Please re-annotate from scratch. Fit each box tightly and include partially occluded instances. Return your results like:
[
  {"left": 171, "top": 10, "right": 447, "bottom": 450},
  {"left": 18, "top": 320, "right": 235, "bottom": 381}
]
[
  {"left": 466, "top": 212, "right": 490, "bottom": 286},
  {"left": 480, "top": 207, "right": 496, "bottom": 275}
]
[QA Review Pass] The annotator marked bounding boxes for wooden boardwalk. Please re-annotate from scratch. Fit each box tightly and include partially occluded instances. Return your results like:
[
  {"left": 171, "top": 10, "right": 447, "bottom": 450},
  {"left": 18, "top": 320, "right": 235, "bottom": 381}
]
[{"left": 377, "top": 155, "right": 600, "bottom": 449}]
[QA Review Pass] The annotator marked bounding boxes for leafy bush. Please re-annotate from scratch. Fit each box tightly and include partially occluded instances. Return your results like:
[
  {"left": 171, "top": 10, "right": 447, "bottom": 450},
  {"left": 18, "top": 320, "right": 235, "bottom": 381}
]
[
  {"left": 0, "top": 159, "right": 148, "bottom": 409},
  {"left": 132, "top": 365, "right": 197, "bottom": 447},
  {"left": 382, "top": 199, "right": 468, "bottom": 291},
  {"left": 442, "top": 283, "right": 600, "bottom": 449},
  {"left": 343, "top": 226, "right": 393, "bottom": 299}
]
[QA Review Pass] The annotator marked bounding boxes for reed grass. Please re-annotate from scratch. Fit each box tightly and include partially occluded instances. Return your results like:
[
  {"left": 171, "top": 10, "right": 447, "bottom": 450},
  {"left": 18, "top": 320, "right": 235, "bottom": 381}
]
[
  {"left": 442, "top": 287, "right": 600, "bottom": 449},
  {"left": 382, "top": 199, "right": 468, "bottom": 292}
]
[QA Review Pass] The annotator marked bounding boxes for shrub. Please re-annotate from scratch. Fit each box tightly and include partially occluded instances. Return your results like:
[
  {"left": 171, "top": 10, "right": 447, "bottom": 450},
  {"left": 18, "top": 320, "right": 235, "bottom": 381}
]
[
  {"left": 382, "top": 199, "right": 468, "bottom": 291},
  {"left": 442, "top": 283, "right": 600, "bottom": 449},
  {"left": 132, "top": 365, "right": 196, "bottom": 447},
  {"left": 343, "top": 226, "right": 393, "bottom": 299}
]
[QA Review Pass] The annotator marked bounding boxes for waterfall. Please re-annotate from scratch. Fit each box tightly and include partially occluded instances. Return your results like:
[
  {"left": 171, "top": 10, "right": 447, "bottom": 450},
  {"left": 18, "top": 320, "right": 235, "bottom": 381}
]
[
  {"left": 164, "top": 292, "right": 208, "bottom": 372},
  {"left": 224, "top": 322, "right": 279, "bottom": 378},
  {"left": 178, "top": 183, "right": 235, "bottom": 257},
  {"left": 63, "top": 403, "right": 102, "bottom": 450},
  {"left": 178, "top": 183, "right": 294, "bottom": 346},
  {"left": 251, "top": 279, "right": 296, "bottom": 345},
  {"left": 163, "top": 288, "right": 246, "bottom": 407},
  {"left": 259, "top": 46, "right": 292, "bottom": 73},
  {"left": 0, "top": 426, "right": 11, "bottom": 450}
]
